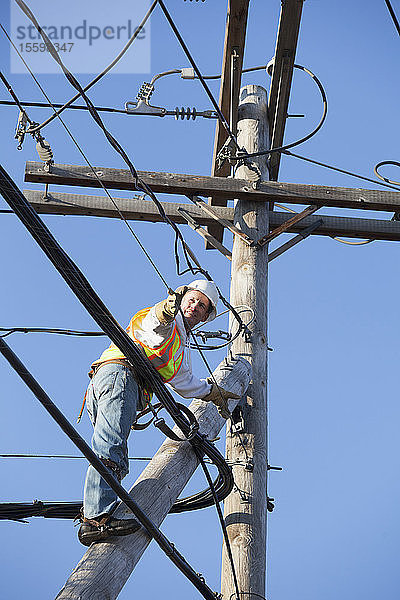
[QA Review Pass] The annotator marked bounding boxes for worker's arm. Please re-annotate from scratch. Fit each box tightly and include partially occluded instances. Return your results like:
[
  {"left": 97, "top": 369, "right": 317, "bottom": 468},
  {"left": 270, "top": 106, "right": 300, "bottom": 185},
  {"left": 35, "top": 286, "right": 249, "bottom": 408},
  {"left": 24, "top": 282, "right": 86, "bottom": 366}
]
[{"left": 154, "top": 287, "right": 188, "bottom": 325}]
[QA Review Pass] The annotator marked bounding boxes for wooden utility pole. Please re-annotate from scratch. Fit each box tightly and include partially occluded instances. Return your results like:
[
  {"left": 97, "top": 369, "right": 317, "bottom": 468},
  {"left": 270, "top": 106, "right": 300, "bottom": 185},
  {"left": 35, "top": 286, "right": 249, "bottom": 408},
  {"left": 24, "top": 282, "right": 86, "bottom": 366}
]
[{"left": 222, "top": 85, "right": 270, "bottom": 599}]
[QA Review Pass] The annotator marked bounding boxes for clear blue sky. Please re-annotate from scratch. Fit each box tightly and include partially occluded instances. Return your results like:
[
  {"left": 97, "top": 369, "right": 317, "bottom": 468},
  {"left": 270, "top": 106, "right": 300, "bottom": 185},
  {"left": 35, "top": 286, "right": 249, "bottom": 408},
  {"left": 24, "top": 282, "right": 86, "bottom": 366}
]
[{"left": 1, "top": 1, "right": 399, "bottom": 599}]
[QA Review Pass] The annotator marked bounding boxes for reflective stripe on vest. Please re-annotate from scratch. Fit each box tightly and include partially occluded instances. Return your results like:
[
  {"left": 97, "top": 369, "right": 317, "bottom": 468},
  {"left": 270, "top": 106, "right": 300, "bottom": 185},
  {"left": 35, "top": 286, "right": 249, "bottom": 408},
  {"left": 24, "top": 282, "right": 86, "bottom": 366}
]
[{"left": 92, "top": 307, "right": 184, "bottom": 383}]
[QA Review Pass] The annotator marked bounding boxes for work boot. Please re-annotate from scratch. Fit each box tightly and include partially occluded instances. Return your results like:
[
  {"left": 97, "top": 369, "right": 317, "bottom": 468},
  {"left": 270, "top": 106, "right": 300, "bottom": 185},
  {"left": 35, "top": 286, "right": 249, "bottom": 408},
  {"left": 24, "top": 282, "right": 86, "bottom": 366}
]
[{"left": 78, "top": 513, "right": 141, "bottom": 546}]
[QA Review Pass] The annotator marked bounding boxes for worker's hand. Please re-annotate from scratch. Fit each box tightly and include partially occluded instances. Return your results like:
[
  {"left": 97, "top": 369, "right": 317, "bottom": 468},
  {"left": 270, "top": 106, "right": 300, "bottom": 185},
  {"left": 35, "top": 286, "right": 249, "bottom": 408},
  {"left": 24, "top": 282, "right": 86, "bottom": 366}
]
[
  {"left": 155, "top": 286, "right": 188, "bottom": 325},
  {"left": 202, "top": 381, "right": 241, "bottom": 419}
]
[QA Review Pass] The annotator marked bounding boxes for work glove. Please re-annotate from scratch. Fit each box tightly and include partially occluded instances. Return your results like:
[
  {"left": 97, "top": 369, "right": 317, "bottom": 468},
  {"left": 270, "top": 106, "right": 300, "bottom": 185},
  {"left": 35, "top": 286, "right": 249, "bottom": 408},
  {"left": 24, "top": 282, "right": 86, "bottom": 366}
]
[
  {"left": 154, "top": 286, "right": 188, "bottom": 325},
  {"left": 202, "top": 379, "right": 241, "bottom": 420}
]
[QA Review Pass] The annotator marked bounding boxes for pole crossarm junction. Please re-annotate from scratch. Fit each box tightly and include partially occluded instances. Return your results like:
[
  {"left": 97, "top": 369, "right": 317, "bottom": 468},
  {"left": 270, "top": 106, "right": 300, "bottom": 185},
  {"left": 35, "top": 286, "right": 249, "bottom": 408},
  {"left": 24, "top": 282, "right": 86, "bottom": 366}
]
[
  {"left": 25, "top": 161, "right": 400, "bottom": 213},
  {"left": 23, "top": 189, "right": 400, "bottom": 242}
]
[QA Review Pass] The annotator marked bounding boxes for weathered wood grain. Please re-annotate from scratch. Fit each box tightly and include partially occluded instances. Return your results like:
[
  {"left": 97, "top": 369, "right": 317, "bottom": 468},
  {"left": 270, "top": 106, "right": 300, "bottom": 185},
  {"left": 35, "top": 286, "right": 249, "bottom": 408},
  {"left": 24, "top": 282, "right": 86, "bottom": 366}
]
[
  {"left": 221, "top": 85, "right": 269, "bottom": 600},
  {"left": 23, "top": 190, "right": 400, "bottom": 241},
  {"left": 25, "top": 161, "right": 400, "bottom": 212}
]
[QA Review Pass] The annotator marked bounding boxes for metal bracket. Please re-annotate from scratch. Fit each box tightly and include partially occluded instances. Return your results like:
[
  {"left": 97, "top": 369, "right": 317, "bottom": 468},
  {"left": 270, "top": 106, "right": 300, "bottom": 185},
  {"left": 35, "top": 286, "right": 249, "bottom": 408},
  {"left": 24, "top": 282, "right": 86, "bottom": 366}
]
[
  {"left": 268, "top": 219, "right": 323, "bottom": 262},
  {"left": 125, "top": 99, "right": 167, "bottom": 117},
  {"left": 188, "top": 195, "right": 255, "bottom": 246},
  {"left": 256, "top": 204, "right": 319, "bottom": 248},
  {"left": 230, "top": 405, "right": 245, "bottom": 434},
  {"left": 15, "top": 111, "right": 28, "bottom": 150},
  {"left": 215, "top": 136, "right": 238, "bottom": 171},
  {"left": 195, "top": 329, "right": 231, "bottom": 342},
  {"left": 178, "top": 207, "right": 232, "bottom": 260}
]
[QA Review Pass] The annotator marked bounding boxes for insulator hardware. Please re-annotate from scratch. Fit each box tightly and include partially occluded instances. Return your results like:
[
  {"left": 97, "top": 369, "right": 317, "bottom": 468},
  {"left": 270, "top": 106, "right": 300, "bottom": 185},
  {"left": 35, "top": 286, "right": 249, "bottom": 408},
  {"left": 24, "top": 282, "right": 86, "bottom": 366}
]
[
  {"left": 136, "top": 82, "right": 155, "bottom": 103},
  {"left": 175, "top": 106, "right": 197, "bottom": 120},
  {"left": 36, "top": 138, "right": 54, "bottom": 172},
  {"left": 15, "top": 111, "right": 28, "bottom": 150},
  {"left": 195, "top": 329, "right": 231, "bottom": 342}
]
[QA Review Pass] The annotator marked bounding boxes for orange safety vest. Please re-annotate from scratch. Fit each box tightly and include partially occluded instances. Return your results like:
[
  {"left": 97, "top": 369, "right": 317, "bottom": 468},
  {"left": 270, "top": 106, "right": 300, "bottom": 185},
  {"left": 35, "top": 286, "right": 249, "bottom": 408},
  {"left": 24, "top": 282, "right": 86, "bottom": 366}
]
[{"left": 91, "top": 307, "right": 184, "bottom": 383}]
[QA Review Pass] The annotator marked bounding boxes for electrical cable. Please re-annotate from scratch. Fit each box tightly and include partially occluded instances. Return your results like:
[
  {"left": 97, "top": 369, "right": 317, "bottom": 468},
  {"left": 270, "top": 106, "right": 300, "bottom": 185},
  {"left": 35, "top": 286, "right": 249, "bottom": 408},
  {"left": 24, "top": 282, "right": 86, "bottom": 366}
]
[
  {"left": 384, "top": 0, "right": 400, "bottom": 36},
  {"left": 14, "top": 0, "right": 158, "bottom": 135},
  {"left": 0, "top": 98, "right": 128, "bottom": 115},
  {"left": 374, "top": 160, "right": 400, "bottom": 186},
  {"left": 157, "top": 0, "right": 241, "bottom": 152},
  {"left": 0, "top": 453, "right": 151, "bottom": 460},
  {"left": 0, "top": 71, "right": 34, "bottom": 126},
  {"left": 194, "top": 447, "right": 241, "bottom": 600},
  {"left": 284, "top": 149, "right": 400, "bottom": 192},
  {"left": 0, "top": 327, "right": 105, "bottom": 338},
  {"left": 231, "top": 64, "right": 327, "bottom": 161}
]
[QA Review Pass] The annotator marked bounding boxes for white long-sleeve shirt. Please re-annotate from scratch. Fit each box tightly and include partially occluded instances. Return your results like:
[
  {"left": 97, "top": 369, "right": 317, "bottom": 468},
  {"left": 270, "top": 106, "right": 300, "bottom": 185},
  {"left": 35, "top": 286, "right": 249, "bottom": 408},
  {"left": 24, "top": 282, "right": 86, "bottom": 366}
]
[{"left": 135, "top": 306, "right": 211, "bottom": 399}]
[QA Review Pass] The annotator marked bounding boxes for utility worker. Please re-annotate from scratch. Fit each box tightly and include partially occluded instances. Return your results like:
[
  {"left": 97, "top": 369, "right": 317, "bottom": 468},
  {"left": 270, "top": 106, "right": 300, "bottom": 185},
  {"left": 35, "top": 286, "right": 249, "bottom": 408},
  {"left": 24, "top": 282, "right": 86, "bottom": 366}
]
[{"left": 78, "top": 280, "right": 240, "bottom": 546}]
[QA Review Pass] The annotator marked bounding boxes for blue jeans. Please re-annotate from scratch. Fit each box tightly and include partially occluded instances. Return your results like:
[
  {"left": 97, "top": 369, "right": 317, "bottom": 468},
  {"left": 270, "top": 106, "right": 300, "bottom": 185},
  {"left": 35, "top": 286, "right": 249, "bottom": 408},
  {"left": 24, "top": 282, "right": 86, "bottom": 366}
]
[{"left": 83, "top": 363, "right": 139, "bottom": 519}]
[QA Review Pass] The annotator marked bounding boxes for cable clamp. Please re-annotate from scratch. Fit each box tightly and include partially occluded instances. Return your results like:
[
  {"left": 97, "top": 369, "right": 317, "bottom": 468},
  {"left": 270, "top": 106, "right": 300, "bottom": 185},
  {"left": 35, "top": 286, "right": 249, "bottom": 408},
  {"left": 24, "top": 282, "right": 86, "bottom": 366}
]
[
  {"left": 245, "top": 458, "right": 254, "bottom": 472},
  {"left": 125, "top": 98, "right": 166, "bottom": 117},
  {"left": 216, "top": 137, "right": 237, "bottom": 170},
  {"left": 15, "top": 111, "right": 28, "bottom": 150},
  {"left": 244, "top": 326, "right": 252, "bottom": 343},
  {"left": 195, "top": 329, "right": 231, "bottom": 342}
]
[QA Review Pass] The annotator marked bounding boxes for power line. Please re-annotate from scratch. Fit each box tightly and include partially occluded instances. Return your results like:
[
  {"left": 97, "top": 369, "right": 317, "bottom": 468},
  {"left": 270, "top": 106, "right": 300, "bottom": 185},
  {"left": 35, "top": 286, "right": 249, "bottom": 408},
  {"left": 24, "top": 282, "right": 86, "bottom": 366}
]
[
  {"left": 0, "top": 327, "right": 104, "bottom": 338},
  {"left": 0, "top": 453, "right": 151, "bottom": 461},
  {"left": 284, "top": 149, "right": 400, "bottom": 192},
  {"left": 232, "top": 64, "right": 328, "bottom": 161},
  {"left": 384, "top": 0, "right": 400, "bottom": 36},
  {"left": 0, "top": 98, "right": 128, "bottom": 115}
]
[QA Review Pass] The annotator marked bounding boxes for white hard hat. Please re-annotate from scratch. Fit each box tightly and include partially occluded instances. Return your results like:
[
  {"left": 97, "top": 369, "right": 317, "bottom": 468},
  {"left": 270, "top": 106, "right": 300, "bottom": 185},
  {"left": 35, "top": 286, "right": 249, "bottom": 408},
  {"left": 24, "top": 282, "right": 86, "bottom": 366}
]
[{"left": 187, "top": 279, "right": 218, "bottom": 322}]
